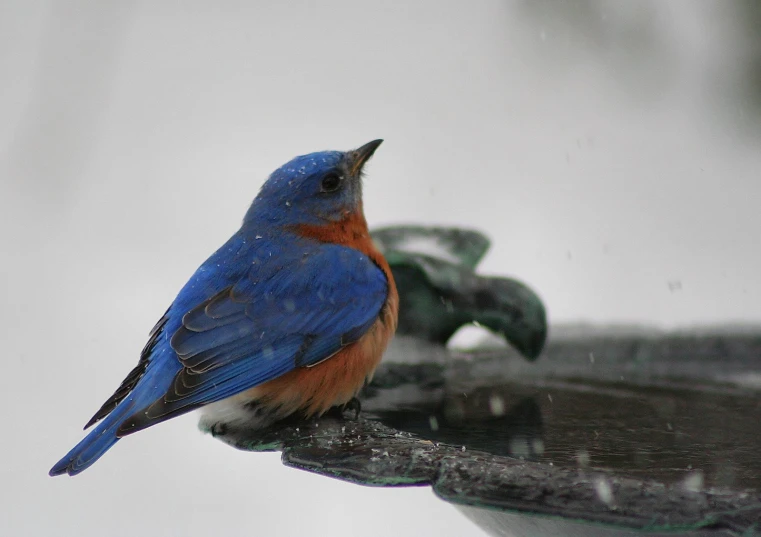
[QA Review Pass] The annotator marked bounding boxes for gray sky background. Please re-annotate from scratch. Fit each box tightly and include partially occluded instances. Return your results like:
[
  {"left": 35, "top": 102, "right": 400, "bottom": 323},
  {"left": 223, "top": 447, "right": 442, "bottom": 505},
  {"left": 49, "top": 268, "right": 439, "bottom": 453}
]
[{"left": 2, "top": 1, "right": 760, "bottom": 536}]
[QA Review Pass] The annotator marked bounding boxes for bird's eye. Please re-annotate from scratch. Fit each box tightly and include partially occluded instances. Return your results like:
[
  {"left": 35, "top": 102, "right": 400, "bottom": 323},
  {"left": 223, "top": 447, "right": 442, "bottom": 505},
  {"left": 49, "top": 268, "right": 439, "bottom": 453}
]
[{"left": 321, "top": 173, "right": 342, "bottom": 192}]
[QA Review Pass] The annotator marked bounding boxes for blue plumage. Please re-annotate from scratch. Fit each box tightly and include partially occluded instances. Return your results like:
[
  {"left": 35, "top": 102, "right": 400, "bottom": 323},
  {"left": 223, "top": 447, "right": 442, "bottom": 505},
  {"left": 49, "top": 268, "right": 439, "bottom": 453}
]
[{"left": 50, "top": 142, "right": 389, "bottom": 476}]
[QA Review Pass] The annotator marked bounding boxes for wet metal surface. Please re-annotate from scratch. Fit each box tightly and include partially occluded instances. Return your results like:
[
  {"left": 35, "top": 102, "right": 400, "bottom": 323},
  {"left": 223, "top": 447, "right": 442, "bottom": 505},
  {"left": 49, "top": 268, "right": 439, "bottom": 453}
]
[
  {"left": 213, "top": 332, "right": 761, "bottom": 536},
  {"left": 373, "top": 378, "right": 761, "bottom": 491}
]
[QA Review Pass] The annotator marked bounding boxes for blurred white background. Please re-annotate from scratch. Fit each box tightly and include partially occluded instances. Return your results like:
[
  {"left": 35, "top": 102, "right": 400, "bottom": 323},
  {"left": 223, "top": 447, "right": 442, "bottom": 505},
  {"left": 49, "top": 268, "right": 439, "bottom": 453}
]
[{"left": 2, "top": 1, "right": 760, "bottom": 536}]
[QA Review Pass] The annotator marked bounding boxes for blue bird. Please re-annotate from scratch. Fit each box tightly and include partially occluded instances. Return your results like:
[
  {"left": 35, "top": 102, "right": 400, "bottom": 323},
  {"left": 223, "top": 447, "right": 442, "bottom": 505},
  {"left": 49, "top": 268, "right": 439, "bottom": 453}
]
[{"left": 50, "top": 140, "right": 398, "bottom": 476}]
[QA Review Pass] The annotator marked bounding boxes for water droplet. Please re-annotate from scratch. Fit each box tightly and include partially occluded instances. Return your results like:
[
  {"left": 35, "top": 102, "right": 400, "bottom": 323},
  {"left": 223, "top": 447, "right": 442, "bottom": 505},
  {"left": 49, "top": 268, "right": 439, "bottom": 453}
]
[
  {"left": 594, "top": 477, "right": 615, "bottom": 507},
  {"left": 682, "top": 470, "right": 704, "bottom": 492},
  {"left": 488, "top": 394, "right": 506, "bottom": 416},
  {"left": 667, "top": 280, "right": 682, "bottom": 292},
  {"left": 428, "top": 416, "right": 439, "bottom": 431},
  {"left": 509, "top": 437, "right": 531, "bottom": 459},
  {"left": 576, "top": 449, "right": 590, "bottom": 467}
]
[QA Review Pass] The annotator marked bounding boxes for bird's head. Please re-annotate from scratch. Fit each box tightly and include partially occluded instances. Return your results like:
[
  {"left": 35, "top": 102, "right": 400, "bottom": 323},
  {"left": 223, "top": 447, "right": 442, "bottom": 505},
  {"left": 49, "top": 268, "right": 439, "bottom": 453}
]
[{"left": 244, "top": 139, "right": 383, "bottom": 227}]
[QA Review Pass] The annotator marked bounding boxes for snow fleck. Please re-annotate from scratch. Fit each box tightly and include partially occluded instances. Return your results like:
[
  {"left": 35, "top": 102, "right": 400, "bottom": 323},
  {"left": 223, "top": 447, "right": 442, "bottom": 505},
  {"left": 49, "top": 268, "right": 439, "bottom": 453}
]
[{"left": 394, "top": 237, "right": 462, "bottom": 264}]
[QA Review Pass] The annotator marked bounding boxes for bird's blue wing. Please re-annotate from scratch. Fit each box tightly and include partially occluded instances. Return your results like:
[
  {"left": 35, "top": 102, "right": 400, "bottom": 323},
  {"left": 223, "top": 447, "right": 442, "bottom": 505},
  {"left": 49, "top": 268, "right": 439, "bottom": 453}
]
[{"left": 117, "top": 243, "right": 388, "bottom": 434}]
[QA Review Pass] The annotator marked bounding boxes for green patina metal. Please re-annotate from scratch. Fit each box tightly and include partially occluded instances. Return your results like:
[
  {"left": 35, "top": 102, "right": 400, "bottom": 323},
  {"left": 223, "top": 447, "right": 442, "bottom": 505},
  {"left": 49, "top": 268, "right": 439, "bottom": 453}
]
[{"left": 371, "top": 226, "right": 548, "bottom": 360}]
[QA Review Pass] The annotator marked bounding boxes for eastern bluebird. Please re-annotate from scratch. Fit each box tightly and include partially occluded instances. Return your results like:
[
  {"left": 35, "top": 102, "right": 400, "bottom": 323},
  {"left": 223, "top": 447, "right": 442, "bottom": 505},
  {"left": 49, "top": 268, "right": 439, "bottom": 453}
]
[{"left": 50, "top": 140, "right": 398, "bottom": 476}]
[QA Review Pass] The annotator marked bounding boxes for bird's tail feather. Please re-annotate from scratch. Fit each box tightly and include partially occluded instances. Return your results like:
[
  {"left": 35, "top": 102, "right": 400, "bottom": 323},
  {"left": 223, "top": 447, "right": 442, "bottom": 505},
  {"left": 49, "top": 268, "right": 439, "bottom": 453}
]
[
  {"left": 50, "top": 358, "right": 179, "bottom": 476},
  {"left": 49, "top": 398, "right": 137, "bottom": 477}
]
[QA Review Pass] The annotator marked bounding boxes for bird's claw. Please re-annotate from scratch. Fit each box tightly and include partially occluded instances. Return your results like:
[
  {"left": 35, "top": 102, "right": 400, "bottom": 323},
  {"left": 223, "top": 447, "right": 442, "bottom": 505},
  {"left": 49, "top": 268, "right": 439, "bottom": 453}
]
[
  {"left": 341, "top": 397, "right": 362, "bottom": 420},
  {"left": 209, "top": 423, "right": 228, "bottom": 437}
]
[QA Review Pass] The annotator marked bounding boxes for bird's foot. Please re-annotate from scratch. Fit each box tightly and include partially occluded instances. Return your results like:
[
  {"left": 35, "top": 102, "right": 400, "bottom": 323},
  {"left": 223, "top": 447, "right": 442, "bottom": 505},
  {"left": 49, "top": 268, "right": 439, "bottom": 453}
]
[
  {"left": 325, "top": 397, "right": 362, "bottom": 420},
  {"left": 341, "top": 397, "right": 362, "bottom": 420},
  {"left": 209, "top": 422, "right": 228, "bottom": 437}
]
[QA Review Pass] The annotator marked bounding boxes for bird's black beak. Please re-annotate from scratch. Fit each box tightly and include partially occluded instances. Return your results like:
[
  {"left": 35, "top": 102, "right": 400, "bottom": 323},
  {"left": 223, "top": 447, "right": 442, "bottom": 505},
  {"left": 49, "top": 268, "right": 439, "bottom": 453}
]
[{"left": 348, "top": 139, "right": 383, "bottom": 175}]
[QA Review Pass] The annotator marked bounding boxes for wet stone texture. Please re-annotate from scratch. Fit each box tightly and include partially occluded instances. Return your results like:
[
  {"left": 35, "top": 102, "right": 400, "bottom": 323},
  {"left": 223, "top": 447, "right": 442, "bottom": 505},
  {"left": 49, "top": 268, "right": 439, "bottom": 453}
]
[{"left": 211, "top": 227, "right": 761, "bottom": 536}]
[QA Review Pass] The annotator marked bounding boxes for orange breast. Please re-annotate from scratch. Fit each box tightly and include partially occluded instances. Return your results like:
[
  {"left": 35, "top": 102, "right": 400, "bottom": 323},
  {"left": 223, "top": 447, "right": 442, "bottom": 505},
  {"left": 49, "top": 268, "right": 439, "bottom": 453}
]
[{"left": 235, "top": 208, "right": 398, "bottom": 418}]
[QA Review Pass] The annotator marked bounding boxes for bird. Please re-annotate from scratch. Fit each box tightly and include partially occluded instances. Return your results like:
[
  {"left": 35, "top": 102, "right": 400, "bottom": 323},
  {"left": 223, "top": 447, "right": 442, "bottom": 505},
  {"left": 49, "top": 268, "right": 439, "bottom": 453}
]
[{"left": 50, "top": 139, "right": 398, "bottom": 476}]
